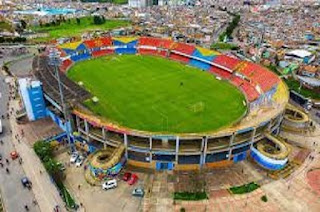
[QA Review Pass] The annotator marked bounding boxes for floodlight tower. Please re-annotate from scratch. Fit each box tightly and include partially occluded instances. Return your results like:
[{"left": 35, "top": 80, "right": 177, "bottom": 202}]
[{"left": 49, "top": 48, "right": 73, "bottom": 150}]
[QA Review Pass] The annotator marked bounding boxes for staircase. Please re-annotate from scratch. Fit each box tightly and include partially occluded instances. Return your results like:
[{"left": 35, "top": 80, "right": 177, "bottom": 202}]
[{"left": 267, "top": 161, "right": 298, "bottom": 180}]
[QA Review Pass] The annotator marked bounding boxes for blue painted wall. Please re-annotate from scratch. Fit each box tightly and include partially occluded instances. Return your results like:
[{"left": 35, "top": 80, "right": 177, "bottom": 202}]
[
  {"left": 250, "top": 147, "right": 287, "bottom": 170},
  {"left": 19, "top": 79, "right": 47, "bottom": 121}
]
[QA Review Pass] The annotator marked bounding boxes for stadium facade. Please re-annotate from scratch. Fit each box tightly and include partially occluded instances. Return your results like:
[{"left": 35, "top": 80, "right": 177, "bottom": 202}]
[{"left": 31, "top": 36, "right": 289, "bottom": 171}]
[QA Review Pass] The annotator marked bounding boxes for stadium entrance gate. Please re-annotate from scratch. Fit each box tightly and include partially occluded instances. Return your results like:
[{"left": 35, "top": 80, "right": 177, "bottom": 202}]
[{"left": 156, "top": 162, "right": 174, "bottom": 170}]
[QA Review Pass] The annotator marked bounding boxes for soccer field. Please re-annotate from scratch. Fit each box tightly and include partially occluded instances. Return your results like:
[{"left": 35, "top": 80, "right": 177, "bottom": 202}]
[{"left": 67, "top": 55, "right": 247, "bottom": 133}]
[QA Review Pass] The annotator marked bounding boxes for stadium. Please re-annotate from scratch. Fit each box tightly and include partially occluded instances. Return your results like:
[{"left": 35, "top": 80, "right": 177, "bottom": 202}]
[{"left": 31, "top": 36, "right": 289, "bottom": 173}]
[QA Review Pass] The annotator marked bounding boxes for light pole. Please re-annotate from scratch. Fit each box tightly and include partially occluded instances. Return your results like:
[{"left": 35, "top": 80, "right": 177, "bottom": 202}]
[{"left": 48, "top": 48, "right": 73, "bottom": 151}]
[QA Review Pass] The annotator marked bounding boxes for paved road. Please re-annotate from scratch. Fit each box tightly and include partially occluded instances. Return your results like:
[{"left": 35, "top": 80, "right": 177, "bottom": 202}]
[{"left": 0, "top": 64, "right": 40, "bottom": 211}]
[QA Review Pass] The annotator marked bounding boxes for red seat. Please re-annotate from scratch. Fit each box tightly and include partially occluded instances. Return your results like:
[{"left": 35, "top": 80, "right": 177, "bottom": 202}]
[
  {"left": 240, "top": 81, "right": 260, "bottom": 102},
  {"left": 84, "top": 37, "right": 114, "bottom": 58},
  {"left": 212, "top": 55, "right": 241, "bottom": 71},
  {"left": 170, "top": 42, "right": 195, "bottom": 55},
  {"left": 209, "top": 67, "right": 232, "bottom": 79},
  {"left": 59, "top": 59, "right": 72, "bottom": 72},
  {"left": 138, "top": 37, "right": 173, "bottom": 49},
  {"left": 169, "top": 52, "right": 190, "bottom": 63}
]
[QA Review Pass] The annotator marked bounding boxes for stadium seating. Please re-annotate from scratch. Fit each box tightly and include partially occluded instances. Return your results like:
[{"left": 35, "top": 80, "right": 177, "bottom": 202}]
[
  {"left": 138, "top": 37, "right": 172, "bottom": 57},
  {"left": 60, "top": 59, "right": 73, "bottom": 72},
  {"left": 240, "top": 81, "right": 260, "bottom": 102},
  {"left": 189, "top": 59, "right": 211, "bottom": 70},
  {"left": 83, "top": 37, "right": 113, "bottom": 57},
  {"left": 212, "top": 55, "right": 241, "bottom": 71},
  {"left": 70, "top": 52, "right": 91, "bottom": 62},
  {"left": 209, "top": 66, "right": 232, "bottom": 79},
  {"left": 169, "top": 52, "right": 191, "bottom": 63},
  {"left": 60, "top": 42, "right": 91, "bottom": 62},
  {"left": 92, "top": 49, "right": 113, "bottom": 57},
  {"left": 33, "top": 55, "right": 91, "bottom": 105},
  {"left": 169, "top": 42, "right": 195, "bottom": 63},
  {"left": 139, "top": 48, "right": 167, "bottom": 57},
  {"left": 250, "top": 66, "right": 279, "bottom": 92},
  {"left": 138, "top": 37, "right": 173, "bottom": 49},
  {"left": 234, "top": 61, "right": 255, "bottom": 76},
  {"left": 230, "top": 76, "right": 244, "bottom": 87},
  {"left": 113, "top": 37, "right": 138, "bottom": 55},
  {"left": 170, "top": 42, "right": 196, "bottom": 54},
  {"left": 235, "top": 61, "right": 279, "bottom": 92},
  {"left": 189, "top": 47, "right": 220, "bottom": 70}
]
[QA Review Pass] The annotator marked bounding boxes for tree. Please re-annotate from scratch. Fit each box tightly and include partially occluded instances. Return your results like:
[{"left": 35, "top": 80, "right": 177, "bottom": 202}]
[
  {"left": 93, "top": 15, "right": 106, "bottom": 25},
  {"left": 44, "top": 157, "right": 65, "bottom": 182},
  {"left": 76, "top": 18, "right": 81, "bottom": 25},
  {"left": 33, "top": 140, "right": 53, "bottom": 161}
]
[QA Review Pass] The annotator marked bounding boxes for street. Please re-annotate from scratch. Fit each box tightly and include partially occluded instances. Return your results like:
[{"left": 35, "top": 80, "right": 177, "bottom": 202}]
[{"left": 0, "top": 65, "right": 40, "bottom": 212}]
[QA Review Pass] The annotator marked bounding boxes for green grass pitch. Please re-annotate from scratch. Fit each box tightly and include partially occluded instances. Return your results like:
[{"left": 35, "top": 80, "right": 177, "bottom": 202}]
[{"left": 67, "top": 55, "right": 247, "bottom": 133}]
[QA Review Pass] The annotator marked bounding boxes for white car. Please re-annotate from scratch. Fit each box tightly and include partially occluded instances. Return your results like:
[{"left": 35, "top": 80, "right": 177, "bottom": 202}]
[
  {"left": 75, "top": 156, "right": 84, "bottom": 167},
  {"left": 70, "top": 153, "right": 79, "bottom": 163},
  {"left": 102, "top": 179, "right": 117, "bottom": 190}
]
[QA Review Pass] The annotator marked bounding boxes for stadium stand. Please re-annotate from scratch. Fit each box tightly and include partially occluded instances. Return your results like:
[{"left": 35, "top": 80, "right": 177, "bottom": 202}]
[
  {"left": 169, "top": 42, "right": 195, "bottom": 63},
  {"left": 138, "top": 37, "right": 172, "bottom": 57},
  {"left": 169, "top": 53, "right": 191, "bottom": 63},
  {"left": 235, "top": 62, "right": 279, "bottom": 92},
  {"left": 113, "top": 37, "right": 138, "bottom": 54},
  {"left": 83, "top": 37, "right": 113, "bottom": 57},
  {"left": 212, "top": 54, "right": 241, "bottom": 70},
  {"left": 230, "top": 76, "right": 245, "bottom": 87},
  {"left": 240, "top": 81, "right": 260, "bottom": 102},
  {"left": 55, "top": 48, "right": 73, "bottom": 72},
  {"left": 250, "top": 66, "right": 279, "bottom": 92},
  {"left": 33, "top": 55, "right": 91, "bottom": 105},
  {"left": 60, "top": 59, "right": 73, "bottom": 72},
  {"left": 60, "top": 41, "right": 91, "bottom": 62},
  {"left": 189, "top": 47, "right": 220, "bottom": 70},
  {"left": 209, "top": 66, "right": 232, "bottom": 79},
  {"left": 53, "top": 36, "right": 281, "bottom": 104}
]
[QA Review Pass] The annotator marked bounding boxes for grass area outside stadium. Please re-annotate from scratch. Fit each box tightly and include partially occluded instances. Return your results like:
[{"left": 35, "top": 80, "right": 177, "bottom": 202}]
[
  {"left": 67, "top": 55, "right": 247, "bottom": 134},
  {"left": 265, "top": 65, "right": 320, "bottom": 100},
  {"left": 31, "top": 17, "right": 130, "bottom": 41},
  {"left": 284, "top": 78, "right": 320, "bottom": 100}
]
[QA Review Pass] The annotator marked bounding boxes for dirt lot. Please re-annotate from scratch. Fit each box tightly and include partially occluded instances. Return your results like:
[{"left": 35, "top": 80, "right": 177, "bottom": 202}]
[{"left": 55, "top": 151, "right": 152, "bottom": 212}]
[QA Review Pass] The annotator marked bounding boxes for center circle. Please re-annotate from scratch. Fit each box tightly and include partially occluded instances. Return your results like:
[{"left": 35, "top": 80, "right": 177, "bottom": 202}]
[{"left": 67, "top": 55, "right": 247, "bottom": 133}]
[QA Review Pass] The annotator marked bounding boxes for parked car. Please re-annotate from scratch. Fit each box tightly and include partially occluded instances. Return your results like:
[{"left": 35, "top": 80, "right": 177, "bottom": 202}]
[
  {"left": 123, "top": 172, "right": 132, "bottom": 181},
  {"left": 102, "top": 179, "right": 117, "bottom": 190},
  {"left": 75, "top": 156, "right": 84, "bottom": 167},
  {"left": 70, "top": 152, "right": 79, "bottom": 163},
  {"left": 10, "top": 151, "right": 19, "bottom": 160},
  {"left": 132, "top": 188, "right": 144, "bottom": 197},
  {"left": 21, "top": 177, "right": 32, "bottom": 189},
  {"left": 128, "top": 174, "right": 138, "bottom": 185}
]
